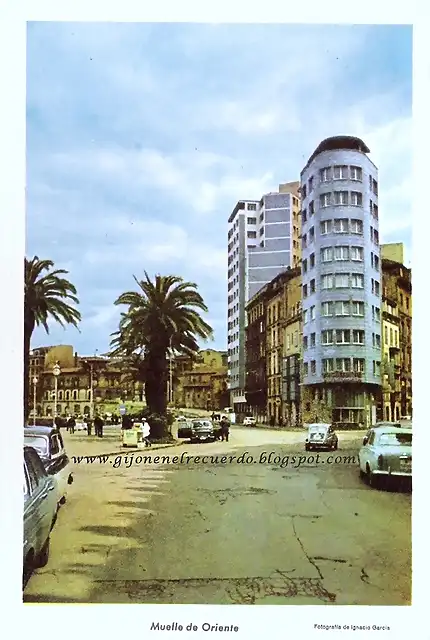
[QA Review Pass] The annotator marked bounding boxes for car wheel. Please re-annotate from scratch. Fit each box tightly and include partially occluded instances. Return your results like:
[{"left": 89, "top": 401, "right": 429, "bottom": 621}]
[
  {"left": 366, "top": 464, "right": 378, "bottom": 488},
  {"left": 35, "top": 536, "right": 50, "bottom": 568},
  {"left": 305, "top": 444, "right": 310, "bottom": 451},
  {"left": 23, "top": 551, "right": 34, "bottom": 588}
]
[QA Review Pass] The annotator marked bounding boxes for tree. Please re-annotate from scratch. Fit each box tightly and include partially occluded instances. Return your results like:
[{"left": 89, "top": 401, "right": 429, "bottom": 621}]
[
  {"left": 24, "top": 257, "right": 81, "bottom": 423},
  {"left": 110, "top": 272, "right": 213, "bottom": 438}
]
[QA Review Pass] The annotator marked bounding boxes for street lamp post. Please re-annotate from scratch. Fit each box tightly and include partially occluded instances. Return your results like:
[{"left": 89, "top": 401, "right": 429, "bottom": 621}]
[
  {"left": 52, "top": 362, "right": 61, "bottom": 419},
  {"left": 32, "top": 376, "right": 38, "bottom": 426},
  {"left": 89, "top": 362, "right": 94, "bottom": 420}
]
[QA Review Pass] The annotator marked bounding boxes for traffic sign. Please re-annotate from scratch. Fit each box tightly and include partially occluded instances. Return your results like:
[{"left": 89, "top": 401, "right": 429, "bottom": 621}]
[{"left": 119, "top": 404, "right": 127, "bottom": 415}]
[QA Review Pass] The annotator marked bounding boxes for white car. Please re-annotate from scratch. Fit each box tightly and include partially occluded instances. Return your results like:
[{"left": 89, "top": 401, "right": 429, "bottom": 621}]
[
  {"left": 358, "top": 425, "right": 412, "bottom": 488},
  {"left": 243, "top": 416, "right": 256, "bottom": 426},
  {"left": 75, "top": 421, "right": 88, "bottom": 431},
  {"left": 24, "top": 425, "right": 74, "bottom": 507}
]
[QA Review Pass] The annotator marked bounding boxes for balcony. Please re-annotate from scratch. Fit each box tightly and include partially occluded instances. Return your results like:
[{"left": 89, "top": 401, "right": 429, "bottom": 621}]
[{"left": 323, "top": 371, "right": 363, "bottom": 383}]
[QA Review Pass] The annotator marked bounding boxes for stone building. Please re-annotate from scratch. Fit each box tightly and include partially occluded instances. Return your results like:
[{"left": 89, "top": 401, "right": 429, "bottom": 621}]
[
  {"left": 173, "top": 349, "right": 229, "bottom": 411},
  {"left": 381, "top": 254, "right": 412, "bottom": 419}
]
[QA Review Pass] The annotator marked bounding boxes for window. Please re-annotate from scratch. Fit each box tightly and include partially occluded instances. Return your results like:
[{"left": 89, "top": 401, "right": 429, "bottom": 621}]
[
  {"left": 336, "top": 358, "right": 351, "bottom": 372},
  {"left": 372, "top": 279, "right": 380, "bottom": 296},
  {"left": 372, "top": 306, "right": 381, "bottom": 322},
  {"left": 373, "top": 229, "right": 379, "bottom": 245},
  {"left": 320, "top": 220, "right": 332, "bottom": 235},
  {"left": 333, "top": 191, "right": 349, "bottom": 205},
  {"left": 321, "top": 274, "right": 334, "bottom": 289},
  {"left": 333, "top": 219, "right": 348, "bottom": 233},
  {"left": 308, "top": 176, "right": 314, "bottom": 192},
  {"left": 248, "top": 203, "right": 257, "bottom": 211},
  {"left": 247, "top": 231, "right": 256, "bottom": 238},
  {"left": 372, "top": 333, "right": 381, "bottom": 348},
  {"left": 350, "top": 166, "right": 362, "bottom": 181},
  {"left": 372, "top": 178, "right": 378, "bottom": 195},
  {"left": 321, "top": 247, "right": 332, "bottom": 262},
  {"left": 323, "top": 358, "right": 334, "bottom": 372},
  {"left": 303, "top": 336, "right": 308, "bottom": 350},
  {"left": 310, "top": 253, "right": 315, "bottom": 268},
  {"left": 302, "top": 233, "right": 307, "bottom": 248},
  {"left": 333, "top": 165, "right": 348, "bottom": 179},
  {"left": 303, "top": 362, "right": 309, "bottom": 376},
  {"left": 334, "top": 246, "right": 349, "bottom": 261},
  {"left": 351, "top": 273, "right": 364, "bottom": 288},
  {"left": 310, "top": 305, "right": 316, "bottom": 320},
  {"left": 311, "top": 360, "right": 316, "bottom": 375},
  {"left": 373, "top": 361, "right": 381, "bottom": 376},
  {"left": 322, "top": 301, "right": 334, "bottom": 316},
  {"left": 350, "top": 219, "right": 363, "bottom": 234},
  {"left": 310, "top": 332, "right": 316, "bottom": 347},
  {"left": 335, "top": 301, "right": 350, "bottom": 316},
  {"left": 336, "top": 329, "right": 351, "bottom": 344},
  {"left": 302, "top": 208, "right": 307, "bottom": 224},
  {"left": 322, "top": 330, "right": 334, "bottom": 345},
  {"left": 352, "top": 301, "right": 364, "bottom": 316},
  {"left": 302, "top": 258, "right": 308, "bottom": 273},
  {"left": 247, "top": 217, "right": 256, "bottom": 224},
  {"left": 352, "top": 330, "right": 365, "bottom": 344},
  {"left": 335, "top": 274, "right": 349, "bottom": 288},
  {"left": 350, "top": 246, "right": 364, "bottom": 261},
  {"left": 303, "top": 309, "right": 308, "bottom": 324},
  {"left": 303, "top": 284, "right": 308, "bottom": 298},
  {"left": 259, "top": 212, "right": 264, "bottom": 223},
  {"left": 353, "top": 358, "right": 365, "bottom": 373},
  {"left": 309, "top": 226, "right": 315, "bottom": 243},
  {"left": 320, "top": 167, "right": 331, "bottom": 182},
  {"left": 320, "top": 193, "right": 331, "bottom": 208},
  {"left": 309, "top": 200, "right": 314, "bottom": 215},
  {"left": 302, "top": 184, "right": 307, "bottom": 199},
  {"left": 310, "top": 279, "right": 316, "bottom": 294},
  {"left": 350, "top": 191, "right": 363, "bottom": 206},
  {"left": 372, "top": 203, "right": 379, "bottom": 219}
]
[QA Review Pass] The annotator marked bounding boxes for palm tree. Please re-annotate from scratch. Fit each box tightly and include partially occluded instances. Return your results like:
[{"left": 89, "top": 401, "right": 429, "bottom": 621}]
[
  {"left": 24, "top": 257, "right": 81, "bottom": 423},
  {"left": 111, "top": 272, "right": 213, "bottom": 438}
]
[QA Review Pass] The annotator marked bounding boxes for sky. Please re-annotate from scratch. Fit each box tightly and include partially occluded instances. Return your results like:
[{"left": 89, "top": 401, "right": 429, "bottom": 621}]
[{"left": 26, "top": 22, "right": 412, "bottom": 356}]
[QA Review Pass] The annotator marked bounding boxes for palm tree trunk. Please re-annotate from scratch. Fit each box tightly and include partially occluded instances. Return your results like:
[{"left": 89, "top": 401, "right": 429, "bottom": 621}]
[
  {"left": 144, "top": 350, "right": 169, "bottom": 439},
  {"left": 23, "top": 314, "right": 34, "bottom": 426}
]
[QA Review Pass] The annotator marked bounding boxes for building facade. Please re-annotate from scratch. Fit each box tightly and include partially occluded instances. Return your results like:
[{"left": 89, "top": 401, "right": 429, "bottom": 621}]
[
  {"left": 281, "top": 269, "right": 302, "bottom": 426},
  {"left": 300, "top": 136, "right": 382, "bottom": 428},
  {"left": 381, "top": 256, "right": 412, "bottom": 419},
  {"left": 244, "top": 287, "right": 267, "bottom": 422},
  {"left": 173, "top": 349, "right": 229, "bottom": 410},
  {"left": 227, "top": 182, "right": 301, "bottom": 418}
]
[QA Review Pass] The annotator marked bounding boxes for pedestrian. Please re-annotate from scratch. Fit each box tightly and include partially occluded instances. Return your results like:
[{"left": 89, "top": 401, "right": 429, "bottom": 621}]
[
  {"left": 94, "top": 413, "right": 104, "bottom": 438},
  {"left": 67, "top": 415, "right": 76, "bottom": 434},
  {"left": 86, "top": 417, "right": 92, "bottom": 436},
  {"left": 220, "top": 415, "right": 230, "bottom": 442},
  {"left": 142, "top": 419, "right": 152, "bottom": 447}
]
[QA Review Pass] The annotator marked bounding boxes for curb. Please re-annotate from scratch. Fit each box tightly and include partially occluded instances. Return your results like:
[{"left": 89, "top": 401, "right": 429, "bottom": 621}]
[{"left": 71, "top": 441, "right": 184, "bottom": 459}]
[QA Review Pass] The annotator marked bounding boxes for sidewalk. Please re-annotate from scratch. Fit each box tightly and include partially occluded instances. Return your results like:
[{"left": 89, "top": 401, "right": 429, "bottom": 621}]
[{"left": 61, "top": 429, "right": 182, "bottom": 458}]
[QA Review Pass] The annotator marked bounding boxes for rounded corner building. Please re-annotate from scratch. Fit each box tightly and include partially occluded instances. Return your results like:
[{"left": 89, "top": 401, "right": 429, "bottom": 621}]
[{"left": 300, "top": 135, "right": 382, "bottom": 429}]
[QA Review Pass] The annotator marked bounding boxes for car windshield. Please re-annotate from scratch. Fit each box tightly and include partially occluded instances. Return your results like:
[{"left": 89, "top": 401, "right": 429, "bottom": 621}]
[
  {"left": 192, "top": 421, "right": 212, "bottom": 430},
  {"left": 378, "top": 432, "right": 412, "bottom": 446},
  {"left": 24, "top": 435, "right": 49, "bottom": 458}
]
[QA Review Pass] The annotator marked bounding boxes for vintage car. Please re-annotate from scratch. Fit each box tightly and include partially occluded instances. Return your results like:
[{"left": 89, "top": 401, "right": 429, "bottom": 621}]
[
  {"left": 305, "top": 423, "right": 338, "bottom": 451},
  {"left": 24, "top": 425, "right": 73, "bottom": 507},
  {"left": 23, "top": 446, "right": 58, "bottom": 587},
  {"left": 359, "top": 425, "right": 412, "bottom": 488},
  {"left": 177, "top": 419, "right": 215, "bottom": 443},
  {"left": 243, "top": 416, "right": 256, "bottom": 426}
]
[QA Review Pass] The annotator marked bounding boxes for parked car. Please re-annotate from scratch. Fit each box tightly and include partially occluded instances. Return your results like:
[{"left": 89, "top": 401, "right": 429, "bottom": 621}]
[
  {"left": 243, "top": 416, "right": 256, "bottom": 426},
  {"left": 23, "top": 446, "right": 58, "bottom": 587},
  {"left": 75, "top": 420, "right": 88, "bottom": 431},
  {"left": 305, "top": 423, "right": 338, "bottom": 451},
  {"left": 189, "top": 419, "right": 216, "bottom": 443},
  {"left": 24, "top": 425, "right": 74, "bottom": 507},
  {"left": 359, "top": 425, "right": 412, "bottom": 488}
]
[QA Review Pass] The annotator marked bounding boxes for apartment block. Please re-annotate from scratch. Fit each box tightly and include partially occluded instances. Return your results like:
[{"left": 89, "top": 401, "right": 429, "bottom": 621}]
[{"left": 227, "top": 183, "right": 301, "bottom": 418}]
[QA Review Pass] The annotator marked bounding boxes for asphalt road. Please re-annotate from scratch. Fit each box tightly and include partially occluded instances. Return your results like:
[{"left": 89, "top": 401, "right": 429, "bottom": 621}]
[{"left": 24, "top": 426, "right": 411, "bottom": 605}]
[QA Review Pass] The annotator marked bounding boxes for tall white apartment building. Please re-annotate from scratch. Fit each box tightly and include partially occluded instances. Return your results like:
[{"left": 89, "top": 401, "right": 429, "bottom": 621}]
[{"left": 227, "top": 182, "right": 301, "bottom": 416}]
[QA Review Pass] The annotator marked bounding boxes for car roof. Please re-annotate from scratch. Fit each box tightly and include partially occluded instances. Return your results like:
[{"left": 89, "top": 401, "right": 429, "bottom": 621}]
[
  {"left": 308, "top": 423, "right": 331, "bottom": 429},
  {"left": 371, "top": 426, "right": 412, "bottom": 435},
  {"left": 24, "top": 425, "right": 57, "bottom": 436}
]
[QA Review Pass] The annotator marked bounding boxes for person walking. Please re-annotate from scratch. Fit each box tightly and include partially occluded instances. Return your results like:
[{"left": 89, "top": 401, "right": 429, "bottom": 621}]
[
  {"left": 94, "top": 413, "right": 104, "bottom": 438},
  {"left": 67, "top": 415, "right": 76, "bottom": 434},
  {"left": 220, "top": 415, "right": 230, "bottom": 442}
]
